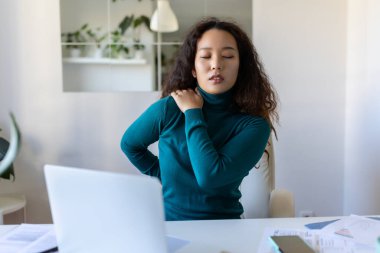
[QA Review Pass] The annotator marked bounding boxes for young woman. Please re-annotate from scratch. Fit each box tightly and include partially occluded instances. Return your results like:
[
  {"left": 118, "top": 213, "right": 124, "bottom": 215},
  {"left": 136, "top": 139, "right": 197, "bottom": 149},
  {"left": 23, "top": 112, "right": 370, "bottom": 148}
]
[{"left": 121, "top": 17, "right": 278, "bottom": 221}]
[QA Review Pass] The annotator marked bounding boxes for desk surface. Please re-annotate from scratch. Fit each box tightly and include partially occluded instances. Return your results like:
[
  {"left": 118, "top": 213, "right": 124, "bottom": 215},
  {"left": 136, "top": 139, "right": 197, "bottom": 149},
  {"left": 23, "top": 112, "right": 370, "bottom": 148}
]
[
  {"left": 0, "top": 216, "right": 344, "bottom": 253},
  {"left": 166, "top": 216, "right": 339, "bottom": 253}
]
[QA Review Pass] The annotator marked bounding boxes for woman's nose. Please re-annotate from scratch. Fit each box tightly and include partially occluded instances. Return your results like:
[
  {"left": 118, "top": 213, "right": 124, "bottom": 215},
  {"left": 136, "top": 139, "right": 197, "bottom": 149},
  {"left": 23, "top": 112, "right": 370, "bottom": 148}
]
[{"left": 211, "top": 57, "right": 222, "bottom": 70}]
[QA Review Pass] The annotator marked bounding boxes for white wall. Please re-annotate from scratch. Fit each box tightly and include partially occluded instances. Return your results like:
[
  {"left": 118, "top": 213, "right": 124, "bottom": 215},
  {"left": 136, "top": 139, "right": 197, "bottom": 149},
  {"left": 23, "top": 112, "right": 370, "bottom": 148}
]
[
  {"left": 253, "top": 0, "right": 347, "bottom": 216},
  {"left": 344, "top": 0, "right": 380, "bottom": 215},
  {"left": 0, "top": 0, "right": 159, "bottom": 223},
  {"left": 166, "top": 0, "right": 252, "bottom": 41}
]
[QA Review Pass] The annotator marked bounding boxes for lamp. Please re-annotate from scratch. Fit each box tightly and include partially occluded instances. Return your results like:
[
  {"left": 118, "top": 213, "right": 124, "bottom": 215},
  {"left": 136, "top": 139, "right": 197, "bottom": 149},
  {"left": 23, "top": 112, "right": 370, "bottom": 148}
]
[
  {"left": 150, "top": 0, "right": 179, "bottom": 89},
  {"left": 150, "top": 0, "right": 179, "bottom": 32}
]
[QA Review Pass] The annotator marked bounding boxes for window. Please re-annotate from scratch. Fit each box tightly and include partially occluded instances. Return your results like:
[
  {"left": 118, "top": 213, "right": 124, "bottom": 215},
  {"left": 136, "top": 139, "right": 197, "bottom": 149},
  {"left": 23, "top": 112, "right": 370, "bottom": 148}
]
[{"left": 60, "top": 0, "right": 251, "bottom": 92}]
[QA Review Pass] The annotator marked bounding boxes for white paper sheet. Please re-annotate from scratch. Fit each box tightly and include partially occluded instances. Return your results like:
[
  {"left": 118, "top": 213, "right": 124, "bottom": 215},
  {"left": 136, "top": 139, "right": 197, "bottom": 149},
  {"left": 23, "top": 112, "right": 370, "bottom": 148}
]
[
  {"left": 166, "top": 235, "right": 190, "bottom": 253},
  {"left": 0, "top": 224, "right": 189, "bottom": 253},
  {"left": 0, "top": 224, "right": 56, "bottom": 253},
  {"left": 257, "top": 228, "right": 356, "bottom": 253},
  {"left": 321, "top": 215, "right": 380, "bottom": 249},
  {"left": 20, "top": 230, "right": 58, "bottom": 253}
]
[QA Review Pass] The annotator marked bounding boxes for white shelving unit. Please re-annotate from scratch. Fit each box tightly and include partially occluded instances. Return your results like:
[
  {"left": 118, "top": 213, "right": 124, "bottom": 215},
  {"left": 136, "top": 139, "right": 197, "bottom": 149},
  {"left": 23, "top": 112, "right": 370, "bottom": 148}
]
[
  {"left": 62, "top": 57, "right": 154, "bottom": 92},
  {"left": 60, "top": 0, "right": 156, "bottom": 92},
  {"left": 62, "top": 57, "right": 147, "bottom": 65}
]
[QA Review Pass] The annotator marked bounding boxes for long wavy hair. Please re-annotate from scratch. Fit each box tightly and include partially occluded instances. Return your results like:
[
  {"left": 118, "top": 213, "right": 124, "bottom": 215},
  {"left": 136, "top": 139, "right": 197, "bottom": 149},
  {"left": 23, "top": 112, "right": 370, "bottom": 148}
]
[{"left": 161, "top": 17, "right": 279, "bottom": 131}]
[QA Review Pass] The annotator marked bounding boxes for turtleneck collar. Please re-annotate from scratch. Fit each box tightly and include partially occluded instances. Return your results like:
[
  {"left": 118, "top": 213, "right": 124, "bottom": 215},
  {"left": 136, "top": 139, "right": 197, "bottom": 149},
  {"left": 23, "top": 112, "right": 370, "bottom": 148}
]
[{"left": 197, "top": 84, "right": 234, "bottom": 110}]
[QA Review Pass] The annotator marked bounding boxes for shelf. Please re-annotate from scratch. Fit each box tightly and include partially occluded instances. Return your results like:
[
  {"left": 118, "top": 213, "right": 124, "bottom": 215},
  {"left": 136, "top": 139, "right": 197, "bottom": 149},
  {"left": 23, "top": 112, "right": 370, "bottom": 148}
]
[{"left": 62, "top": 57, "right": 147, "bottom": 65}]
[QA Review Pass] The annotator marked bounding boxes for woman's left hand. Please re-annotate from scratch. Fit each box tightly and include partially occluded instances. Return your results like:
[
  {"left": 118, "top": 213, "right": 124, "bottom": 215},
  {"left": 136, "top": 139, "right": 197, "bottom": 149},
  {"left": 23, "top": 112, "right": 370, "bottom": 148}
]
[{"left": 171, "top": 88, "right": 204, "bottom": 113}]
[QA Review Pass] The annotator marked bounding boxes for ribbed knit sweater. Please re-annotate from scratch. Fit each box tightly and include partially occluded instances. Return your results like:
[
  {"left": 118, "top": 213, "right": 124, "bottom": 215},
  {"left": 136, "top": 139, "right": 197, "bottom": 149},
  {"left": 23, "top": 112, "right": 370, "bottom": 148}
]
[{"left": 121, "top": 87, "right": 270, "bottom": 220}]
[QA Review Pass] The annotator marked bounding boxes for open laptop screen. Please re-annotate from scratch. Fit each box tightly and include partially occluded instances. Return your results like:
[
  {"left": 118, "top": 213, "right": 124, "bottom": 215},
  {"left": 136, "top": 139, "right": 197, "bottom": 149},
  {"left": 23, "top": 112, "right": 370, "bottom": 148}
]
[{"left": 44, "top": 164, "right": 167, "bottom": 253}]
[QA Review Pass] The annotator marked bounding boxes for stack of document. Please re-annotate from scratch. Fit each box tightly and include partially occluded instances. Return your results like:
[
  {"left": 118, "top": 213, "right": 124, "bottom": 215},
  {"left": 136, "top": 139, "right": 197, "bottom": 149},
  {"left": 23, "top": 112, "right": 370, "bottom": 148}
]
[
  {"left": 258, "top": 227, "right": 356, "bottom": 253},
  {"left": 0, "top": 224, "right": 189, "bottom": 253},
  {"left": 320, "top": 215, "right": 380, "bottom": 252},
  {"left": 258, "top": 215, "right": 380, "bottom": 253},
  {"left": 0, "top": 224, "right": 57, "bottom": 253}
]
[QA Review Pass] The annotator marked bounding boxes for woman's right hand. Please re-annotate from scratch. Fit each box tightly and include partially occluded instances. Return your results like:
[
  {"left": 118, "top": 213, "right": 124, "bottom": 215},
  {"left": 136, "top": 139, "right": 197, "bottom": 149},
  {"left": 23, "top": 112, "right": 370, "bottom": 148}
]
[{"left": 171, "top": 88, "right": 204, "bottom": 113}]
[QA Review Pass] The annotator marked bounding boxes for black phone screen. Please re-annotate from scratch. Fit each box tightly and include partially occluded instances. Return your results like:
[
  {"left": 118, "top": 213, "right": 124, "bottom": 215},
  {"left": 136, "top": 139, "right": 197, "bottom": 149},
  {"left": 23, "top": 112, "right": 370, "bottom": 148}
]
[{"left": 269, "top": 235, "right": 315, "bottom": 253}]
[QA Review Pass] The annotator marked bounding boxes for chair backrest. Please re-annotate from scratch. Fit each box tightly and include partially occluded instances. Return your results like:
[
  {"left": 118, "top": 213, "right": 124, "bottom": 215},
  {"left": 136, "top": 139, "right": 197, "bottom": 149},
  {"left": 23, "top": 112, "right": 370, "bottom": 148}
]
[
  {"left": 240, "top": 134, "right": 275, "bottom": 218},
  {"left": 0, "top": 113, "right": 20, "bottom": 179}
]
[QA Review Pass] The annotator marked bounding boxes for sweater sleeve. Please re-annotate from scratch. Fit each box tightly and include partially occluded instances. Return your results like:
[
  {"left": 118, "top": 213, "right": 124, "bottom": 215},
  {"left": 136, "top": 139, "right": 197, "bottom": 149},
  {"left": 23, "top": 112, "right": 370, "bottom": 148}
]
[
  {"left": 120, "top": 99, "right": 166, "bottom": 179},
  {"left": 184, "top": 108, "right": 270, "bottom": 189}
]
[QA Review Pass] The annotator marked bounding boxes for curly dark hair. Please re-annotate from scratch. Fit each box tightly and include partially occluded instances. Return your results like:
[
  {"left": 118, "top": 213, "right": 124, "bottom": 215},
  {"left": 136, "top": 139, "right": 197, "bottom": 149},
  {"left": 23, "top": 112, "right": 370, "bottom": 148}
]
[{"left": 161, "top": 17, "right": 279, "bottom": 131}]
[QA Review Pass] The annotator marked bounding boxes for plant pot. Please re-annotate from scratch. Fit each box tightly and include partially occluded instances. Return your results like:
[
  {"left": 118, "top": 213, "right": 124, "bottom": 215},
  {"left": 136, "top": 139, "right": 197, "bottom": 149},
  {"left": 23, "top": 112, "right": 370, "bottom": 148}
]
[
  {"left": 69, "top": 48, "right": 81, "bottom": 58},
  {"left": 93, "top": 48, "right": 103, "bottom": 58},
  {"left": 134, "top": 50, "right": 144, "bottom": 59}
]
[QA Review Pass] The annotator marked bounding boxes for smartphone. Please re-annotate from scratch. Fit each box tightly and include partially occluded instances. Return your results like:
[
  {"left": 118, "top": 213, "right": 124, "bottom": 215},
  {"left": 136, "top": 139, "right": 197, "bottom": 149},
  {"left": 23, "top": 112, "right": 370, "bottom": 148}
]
[{"left": 269, "top": 235, "right": 315, "bottom": 253}]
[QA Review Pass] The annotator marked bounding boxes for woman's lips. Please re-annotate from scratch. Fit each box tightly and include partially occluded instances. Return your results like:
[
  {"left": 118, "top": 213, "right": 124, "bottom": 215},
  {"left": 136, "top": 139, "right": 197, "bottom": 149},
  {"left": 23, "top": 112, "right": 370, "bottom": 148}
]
[{"left": 209, "top": 74, "right": 224, "bottom": 83}]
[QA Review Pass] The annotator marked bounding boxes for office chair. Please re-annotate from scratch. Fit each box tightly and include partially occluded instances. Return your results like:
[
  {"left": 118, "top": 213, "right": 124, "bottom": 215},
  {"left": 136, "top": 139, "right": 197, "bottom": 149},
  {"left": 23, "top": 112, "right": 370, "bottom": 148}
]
[
  {"left": 0, "top": 113, "right": 26, "bottom": 224},
  {"left": 240, "top": 134, "right": 295, "bottom": 218}
]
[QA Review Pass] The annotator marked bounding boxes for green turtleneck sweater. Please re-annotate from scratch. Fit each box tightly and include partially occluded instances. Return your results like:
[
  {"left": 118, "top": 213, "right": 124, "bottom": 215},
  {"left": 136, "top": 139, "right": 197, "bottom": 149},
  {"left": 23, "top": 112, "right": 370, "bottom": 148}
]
[{"left": 120, "top": 87, "right": 270, "bottom": 220}]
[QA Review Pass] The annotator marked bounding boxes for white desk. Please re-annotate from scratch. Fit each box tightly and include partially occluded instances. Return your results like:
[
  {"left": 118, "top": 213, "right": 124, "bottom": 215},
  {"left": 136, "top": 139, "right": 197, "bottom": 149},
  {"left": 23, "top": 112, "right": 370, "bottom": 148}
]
[
  {"left": 166, "top": 216, "right": 339, "bottom": 253},
  {"left": 0, "top": 216, "right": 349, "bottom": 253}
]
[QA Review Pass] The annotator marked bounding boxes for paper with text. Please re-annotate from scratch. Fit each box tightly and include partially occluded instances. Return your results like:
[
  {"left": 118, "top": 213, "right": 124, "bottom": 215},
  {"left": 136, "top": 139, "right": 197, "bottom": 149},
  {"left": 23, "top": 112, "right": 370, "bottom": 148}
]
[
  {"left": 322, "top": 215, "right": 380, "bottom": 249},
  {"left": 0, "top": 224, "right": 189, "bottom": 253},
  {"left": 0, "top": 224, "right": 56, "bottom": 253},
  {"left": 257, "top": 228, "right": 356, "bottom": 253}
]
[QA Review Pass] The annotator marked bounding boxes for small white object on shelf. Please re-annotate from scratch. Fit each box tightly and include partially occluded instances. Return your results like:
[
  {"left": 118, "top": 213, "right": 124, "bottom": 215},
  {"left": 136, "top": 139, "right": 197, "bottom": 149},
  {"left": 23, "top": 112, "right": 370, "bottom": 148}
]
[
  {"left": 69, "top": 48, "right": 81, "bottom": 58},
  {"left": 134, "top": 50, "right": 144, "bottom": 60}
]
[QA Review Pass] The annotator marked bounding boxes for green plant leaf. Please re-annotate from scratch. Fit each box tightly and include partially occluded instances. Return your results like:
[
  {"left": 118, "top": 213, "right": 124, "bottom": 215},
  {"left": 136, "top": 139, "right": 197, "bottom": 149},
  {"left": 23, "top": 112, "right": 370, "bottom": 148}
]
[
  {"left": 80, "top": 23, "right": 89, "bottom": 30},
  {"left": 133, "top": 15, "right": 151, "bottom": 30},
  {"left": 119, "top": 15, "right": 134, "bottom": 35}
]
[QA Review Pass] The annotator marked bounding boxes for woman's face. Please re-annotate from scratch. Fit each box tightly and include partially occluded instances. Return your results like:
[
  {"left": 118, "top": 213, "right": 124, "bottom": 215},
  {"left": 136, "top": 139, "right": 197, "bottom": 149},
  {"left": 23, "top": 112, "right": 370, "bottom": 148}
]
[{"left": 193, "top": 28, "right": 240, "bottom": 94}]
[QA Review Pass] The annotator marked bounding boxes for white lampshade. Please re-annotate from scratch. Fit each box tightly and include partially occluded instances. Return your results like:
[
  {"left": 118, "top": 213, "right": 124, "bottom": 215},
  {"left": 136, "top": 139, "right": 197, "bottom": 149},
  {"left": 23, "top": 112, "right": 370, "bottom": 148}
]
[{"left": 150, "top": 0, "right": 179, "bottom": 32}]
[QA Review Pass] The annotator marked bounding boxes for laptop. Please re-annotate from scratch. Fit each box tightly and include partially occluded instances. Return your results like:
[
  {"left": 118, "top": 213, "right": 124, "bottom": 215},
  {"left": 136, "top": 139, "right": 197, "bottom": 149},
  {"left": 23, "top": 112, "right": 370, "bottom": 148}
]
[{"left": 44, "top": 164, "right": 168, "bottom": 253}]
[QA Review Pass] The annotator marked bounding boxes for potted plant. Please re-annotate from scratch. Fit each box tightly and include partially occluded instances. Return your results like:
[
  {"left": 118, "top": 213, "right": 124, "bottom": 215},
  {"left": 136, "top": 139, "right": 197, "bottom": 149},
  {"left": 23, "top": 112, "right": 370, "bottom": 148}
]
[
  {"left": 132, "top": 15, "right": 150, "bottom": 59},
  {"left": 103, "top": 15, "right": 135, "bottom": 59},
  {"left": 104, "top": 29, "right": 130, "bottom": 58},
  {"left": 103, "top": 14, "right": 151, "bottom": 59},
  {"left": 0, "top": 113, "right": 21, "bottom": 181},
  {"left": 61, "top": 24, "right": 89, "bottom": 57},
  {"left": 133, "top": 39, "right": 145, "bottom": 59},
  {"left": 86, "top": 27, "right": 107, "bottom": 58}
]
